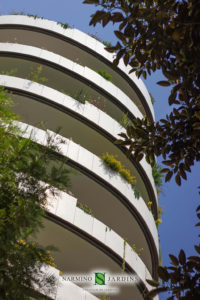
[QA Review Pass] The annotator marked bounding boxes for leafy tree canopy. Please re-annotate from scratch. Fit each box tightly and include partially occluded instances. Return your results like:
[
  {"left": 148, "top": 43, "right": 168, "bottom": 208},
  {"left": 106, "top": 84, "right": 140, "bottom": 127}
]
[
  {"left": 83, "top": 0, "right": 200, "bottom": 186},
  {"left": 0, "top": 88, "right": 71, "bottom": 299},
  {"left": 146, "top": 191, "right": 200, "bottom": 299}
]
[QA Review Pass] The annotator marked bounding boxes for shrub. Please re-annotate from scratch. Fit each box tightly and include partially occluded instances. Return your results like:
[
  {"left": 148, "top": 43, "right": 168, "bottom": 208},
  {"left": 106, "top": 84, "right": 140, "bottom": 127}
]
[
  {"left": 0, "top": 69, "right": 17, "bottom": 76},
  {"left": 77, "top": 202, "right": 93, "bottom": 216},
  {"left": 102, "top": 41, "right": 113, "bottom": 48},
  {"left": 61, "top": 89, "right": 90, "bottom": 104},
  {"left": 100, "top": 153, "right": 136, "bottom": 185},
  {"left": 132, "top": 184, "right": 141, "bottom": 199},
  {"left": 97, "top": 70, "right": 112, "bottom": 82},
  {"left": 119, "top": 113, "right": 130, "bottom": 128},
  {"left": 29, "top": 66, "right": 48, "bottom": 84},
  {"left": 57, "top": 22, "right": 72, "bottom": 29},
  {"left": 152, "top": 163, "right": 164, "bottom": 188}
]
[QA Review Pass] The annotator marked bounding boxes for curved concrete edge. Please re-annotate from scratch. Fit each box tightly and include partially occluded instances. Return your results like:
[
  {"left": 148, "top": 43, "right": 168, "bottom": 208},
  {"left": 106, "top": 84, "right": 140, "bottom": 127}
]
[
  {"left": 14, "top": 121, "right": 159, "bottom": 255},
  {"left": 37, "top": 265, "right": 99, "bottom": 300},
  {"left": 0, "top": 15, "right": 154, "bottom": 119},
  {"left": 44, "top": 187, "right": 155, "bottom": 292},
  {"left": 0, "top": 42, "right": 143, "bottom": 121},
  {"left": 0, "top": 75, "right": 158, "bottom": 205}
]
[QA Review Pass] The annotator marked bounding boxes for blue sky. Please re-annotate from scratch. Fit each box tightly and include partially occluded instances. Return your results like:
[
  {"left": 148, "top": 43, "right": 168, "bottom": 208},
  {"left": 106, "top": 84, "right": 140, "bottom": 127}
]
[{"left": 1, "top": 0, "right": 199, "bottom": 298}]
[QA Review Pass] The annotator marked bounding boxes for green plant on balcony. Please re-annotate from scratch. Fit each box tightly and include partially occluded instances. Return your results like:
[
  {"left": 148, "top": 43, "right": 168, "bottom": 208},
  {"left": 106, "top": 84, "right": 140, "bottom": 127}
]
[
  {"left": 105, "top": 226, "right": 112, "bottom": 232},
  {"left": 27, "top": 14, "right": 44, "bottom": 19},
  {"left": 57, "top": 22, "right": 72, "bottom": 29},
  {"left": 102, "top": 41, "right": 113, "bottom": 48},
  {"left": 0, "top": 68, "right": 17, "bottom": 76},
  {"left": 77, "top": 201, "right": 93, "bottom": 216},
  {"left": 131, "top": 183, "right": 141, "bottom": 199},
  {"left": 119, "top": 112, "right": 130, "bottom": 128},
  {"left": 154, "top": 205, "right": 164, "bottom": 228},
  {"left": 152, "top": 162, "right": 164, "bottom": 196},
  {"left": 152, "top": 163, "right": 164, "bottom": 187},
  {"left": 29, "top": 66, "right": 48, "bottom": 84},
  {"left": 100, "top": 153, "right": 136, "bottom": 185},
  {"left": 97, "top": 70, "right": 112, "bottom": 82},
  {"left": 131, "top": 244, "right": 144, "bottom": 256},
  {"left": 149, "top": 92, "right": 155, "bottom": 104},
  {"left": 10, "top": 12, "right": 43, "bottom": 19},
  {"left": 70, "top": 89, "right": 91, "bottom": 104}
]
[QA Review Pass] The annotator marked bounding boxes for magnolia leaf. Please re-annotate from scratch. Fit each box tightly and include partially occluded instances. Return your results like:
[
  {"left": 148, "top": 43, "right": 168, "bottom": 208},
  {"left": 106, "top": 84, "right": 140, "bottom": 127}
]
[
  {"left": 179, "top": 249, "right": 186, "bottom": 265},
  {"left": 114, "top": 30, "right": 126, "bottom": 42},
  {"left": 146, "top": 279, "right": 159, "bottom": 287},
  {"left": 175, "top": 174, "right": 181, "bottom": 186},
  {"left": 83, "top": 0, "right": 99, "bottom": 3},
  {"left": 161, "top": 168, "right": 170, "bottom": 173},
  {"left": 158, "top": 266, "right": 169, "bottom": 281},
  {"left": 188, "top": 256, "right": 200, "bottom": 263},
  {"left": 112, "top": 12, "right": 124, "bottom": 22},
  {"left": 165, "top": 171, "right": 173, "bottom": 182},
  {"left": 169, "top": 254, "right": 179, "bottom": 266},
  {"left": 157, "top": 81, "right": 171, "bottom": 87},
  {"left": 118, "top": 132, "right": 128, "bottom": 139}
]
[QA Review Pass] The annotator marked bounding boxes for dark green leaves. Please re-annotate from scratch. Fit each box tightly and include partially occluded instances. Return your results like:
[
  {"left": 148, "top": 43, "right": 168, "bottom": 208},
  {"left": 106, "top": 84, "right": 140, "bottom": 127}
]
[
  {"left": 83, "top": 0, "right": 99, "bottom": 4},
  {"left": 84, "top": 0, "right": 200, "bottom": 187},
  {"left": 169, "top": 254, "right": 179, "bottom": 266},
  {"left": 179, "top": 250, "right": 186, "bottom": 265},
  {"left": 158, "top": 266, "right": 170, "bottom": 281},
  {"left": 146, "top": 279, "right": 159, "bottom": 287},
  {"left": 157, "top": 81, "right": 171, "bottom": 87}
]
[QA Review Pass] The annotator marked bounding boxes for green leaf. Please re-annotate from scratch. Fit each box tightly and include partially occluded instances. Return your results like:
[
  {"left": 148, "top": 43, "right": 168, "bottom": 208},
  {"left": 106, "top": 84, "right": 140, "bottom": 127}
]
[
  {"left": 114, "top": 30, "right": 126, "bottom": 42},
  {"left": 83, "top": 0, "right": 99, "bottom": 4},
  {"left": 175, "top": 174, "right": 181, "bottom": 186},
  {"left": 165, "top": 171, "right": 173, "bottom": 182},
  {"left": 158, "top": 266, "right": 169, "bottom": 281},
  {"left": 157, "top": 81, "right": 171, "bottom": 87},
  {"left": 146, "top": 279, "right": 159, "bottom": 287},
  {"left": 179, "top": 249, "right": 186, "bottom": 265},
  {"left": 169, "top": 254, "right": 179, "bottom": 266}
]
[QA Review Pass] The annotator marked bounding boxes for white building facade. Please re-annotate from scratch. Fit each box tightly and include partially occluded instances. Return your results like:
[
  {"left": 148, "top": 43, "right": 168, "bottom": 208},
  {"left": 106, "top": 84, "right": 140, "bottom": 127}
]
[{"left": 0, "top": 15, "right": 159, "bottom": 300}]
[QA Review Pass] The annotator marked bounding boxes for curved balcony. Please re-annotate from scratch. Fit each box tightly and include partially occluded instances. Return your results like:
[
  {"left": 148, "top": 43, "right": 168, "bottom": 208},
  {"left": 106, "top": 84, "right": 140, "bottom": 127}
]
[
  {"left": 34, "top": 187, "right": 157, "bottom": 300},
  {"left": 0, "top": 42, "right": 143, "bottom": 124},
  {"left": 15, "top": 122, "right": 159, "bottom": 277},
  {"left": 0, "top": 75, "right": 158, "bottom": 214},
  {"left": 0, "top": 15, "right": 154, "bottom": 121}
]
